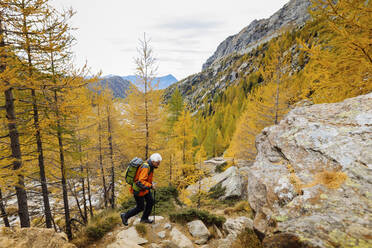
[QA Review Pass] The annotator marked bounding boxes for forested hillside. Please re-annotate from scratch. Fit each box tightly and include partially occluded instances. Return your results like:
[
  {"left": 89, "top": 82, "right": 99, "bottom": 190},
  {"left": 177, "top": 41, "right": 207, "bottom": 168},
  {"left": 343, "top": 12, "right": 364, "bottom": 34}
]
[{"left": 0, "top": 0, "right": 371, "bottom": 247}]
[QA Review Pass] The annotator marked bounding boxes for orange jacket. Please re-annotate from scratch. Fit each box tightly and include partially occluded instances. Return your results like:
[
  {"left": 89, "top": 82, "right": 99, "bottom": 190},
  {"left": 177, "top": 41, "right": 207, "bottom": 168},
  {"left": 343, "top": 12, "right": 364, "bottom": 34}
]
[{"left": 130, "top": 162, "right": 153, "bottom": 196}]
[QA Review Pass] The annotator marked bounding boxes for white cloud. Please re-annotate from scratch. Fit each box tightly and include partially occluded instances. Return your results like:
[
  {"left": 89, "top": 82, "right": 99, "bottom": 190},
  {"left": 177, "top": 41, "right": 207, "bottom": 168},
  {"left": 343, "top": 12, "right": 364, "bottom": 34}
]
[{"left": 50, "top": 0, "right": 289, "bottom": 80}]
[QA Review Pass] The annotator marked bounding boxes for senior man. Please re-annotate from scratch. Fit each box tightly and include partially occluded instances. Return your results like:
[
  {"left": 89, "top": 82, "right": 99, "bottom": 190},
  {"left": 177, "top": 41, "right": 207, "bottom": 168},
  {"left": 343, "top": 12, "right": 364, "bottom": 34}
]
[{"left": 121, "top": 153, "right": 162, "bottom": 225}]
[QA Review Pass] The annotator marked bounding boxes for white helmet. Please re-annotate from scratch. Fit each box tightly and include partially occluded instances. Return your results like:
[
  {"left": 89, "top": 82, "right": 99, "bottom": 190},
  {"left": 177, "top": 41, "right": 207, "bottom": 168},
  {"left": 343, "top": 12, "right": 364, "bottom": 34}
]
[{"left": 150, "top": 153, "right": 162, "bottom": 163}]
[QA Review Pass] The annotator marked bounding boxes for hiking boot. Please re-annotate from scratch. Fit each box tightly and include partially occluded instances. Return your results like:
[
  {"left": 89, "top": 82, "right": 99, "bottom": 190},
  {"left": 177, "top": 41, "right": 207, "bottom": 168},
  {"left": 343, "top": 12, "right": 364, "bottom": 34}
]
[
  {"left": 121, "top": 213, "right": 128, "bottom": 226},
  {"left": 140, "top": 219, "right": 154, "bottom": 224}
]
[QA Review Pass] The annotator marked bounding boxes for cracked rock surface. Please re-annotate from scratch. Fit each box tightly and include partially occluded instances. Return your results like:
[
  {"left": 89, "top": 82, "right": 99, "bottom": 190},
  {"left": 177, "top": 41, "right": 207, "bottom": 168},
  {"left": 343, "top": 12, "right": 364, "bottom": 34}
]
[{"left": 247, "top": 93, "right": 372, "bottom": 248}]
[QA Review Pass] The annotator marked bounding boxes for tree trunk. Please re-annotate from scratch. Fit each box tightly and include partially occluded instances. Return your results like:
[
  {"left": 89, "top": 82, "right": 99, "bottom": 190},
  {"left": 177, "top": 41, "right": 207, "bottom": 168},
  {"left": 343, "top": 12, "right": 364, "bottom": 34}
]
[
  {"left": 54, "top": 90, "right": 72, "bottom": 240},
  {"left": 79, "top": 155, "right": 88, "bottom": 223},
  {"left": 98, "top": 105, "right": 108, "bottom": 208},
  {"left": 1, "top": 18, "right": 30, "bottom": 228},
  {"left": 0, "top": 189, "right": 10, "bottom": 227},
  {"left": 31, "top": 89, "right": 52, "bottom": 228},
  {"left": 22, "top": 1, "right": 52, "bottom": 226},
  {"left": 86, "top": 167, "right": 94, "bottom": 218},
  {"left": 5, "top": 88, "right": 30, "bottom": 227},
  {"left": 68, "top": 181, "right": 85, "bottom": 224},
  {"left": 77, "top": 134, "right": 88, "bottom": 223},
  {"left": 106, "top": 106, "right": 115, "bottom": 209},
  {"left": 145, "top": 78, "right": 149, "bottom": 159}
]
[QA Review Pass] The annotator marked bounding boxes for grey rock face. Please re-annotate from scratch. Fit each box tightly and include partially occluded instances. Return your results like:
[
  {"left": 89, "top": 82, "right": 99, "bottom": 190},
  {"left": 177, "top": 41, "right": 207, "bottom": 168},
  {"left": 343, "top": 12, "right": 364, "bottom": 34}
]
[
  {"left": 247, "top": 93, "right": 372, "bottom": 247},
  {"left": 202, "top": 0, "right": 310, "bottom": 70},
  {"left": 187, "top": 220, "right": 210, "bottom": 244},
  {"left": 223, "top": 216, "right": 253, "bottom": 238},
  {"left": 186, "top": 166, "right": 243, "bottom": 200}
]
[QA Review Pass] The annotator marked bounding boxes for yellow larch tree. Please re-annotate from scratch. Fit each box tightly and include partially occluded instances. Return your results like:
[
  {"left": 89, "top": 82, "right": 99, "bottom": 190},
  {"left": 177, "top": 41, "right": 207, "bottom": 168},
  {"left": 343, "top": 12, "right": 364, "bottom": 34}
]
[
  {"left": 301, "top": 0, "right": 372, "bottom": 103},
  {"left": 123, "top": 34, "right": 165, "bottom": 160},
  {"left": 227, "top": 36, "right": 299, "bottom": 161}
]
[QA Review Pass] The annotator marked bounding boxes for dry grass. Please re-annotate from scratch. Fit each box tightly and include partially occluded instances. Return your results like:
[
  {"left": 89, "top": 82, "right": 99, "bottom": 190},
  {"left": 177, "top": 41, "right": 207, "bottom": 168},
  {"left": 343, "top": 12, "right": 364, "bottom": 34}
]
[
  {"left": 287, "top": 163, "right": 347, "bottom": 192},
  {"left": 231, "top": 227, "right": 262, "bottom": 248},
  {"left": 72, "top": 210, "right": 120, "bottom": 248},
  {"left": 135, "top": 223, "right": 147, "bottom": 237},
  {"left": 224, "top": 201, "right": 253, "bottom": 218},
  {"left": 6, "top": 206, "right": 18, "bottom": 216},
  {"left": 313, "top": 170, "right": 347, "bottom": 189}
]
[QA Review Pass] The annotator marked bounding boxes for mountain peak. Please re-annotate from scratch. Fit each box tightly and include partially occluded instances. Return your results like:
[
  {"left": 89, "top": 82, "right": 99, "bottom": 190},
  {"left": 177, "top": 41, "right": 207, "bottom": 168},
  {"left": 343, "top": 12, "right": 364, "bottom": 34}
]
[{"left": 202, "top": 0, "right": 311, "bottom": 70}]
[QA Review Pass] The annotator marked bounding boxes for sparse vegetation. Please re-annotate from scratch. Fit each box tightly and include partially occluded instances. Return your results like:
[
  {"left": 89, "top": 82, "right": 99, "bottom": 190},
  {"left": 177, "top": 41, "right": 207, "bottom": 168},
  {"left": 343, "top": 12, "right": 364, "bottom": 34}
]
[
  {"left": 224, "top": 201, "right": 254, "bottom": 218},
  {"left": 208, "top": 184, "right": 226, "bottom": 199},
  {"left": 169, "top": 208, "right": 226, "bottom": 228},
  {"left": 215, "top": 161, "right": 227, "bottom": 173},
  {"left": 135, "top": 223, "right": 147, "bottom": 236},
  {"left": 231, "top": 227, "right": 262, "bottom": 248},
  {"left": 72, "top": 210, "right": 120, "bottom": 247}
]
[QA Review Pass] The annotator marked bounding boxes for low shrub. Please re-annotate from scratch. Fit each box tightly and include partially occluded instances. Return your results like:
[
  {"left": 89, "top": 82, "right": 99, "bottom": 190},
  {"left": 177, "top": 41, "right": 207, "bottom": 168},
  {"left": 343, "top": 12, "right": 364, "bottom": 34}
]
[
  {"left": 135, "top": 223, "right": 147, "bottom": 236},
  {"left": 215, "top": 161, "right": 228, "bottom": 173},
  {"left": 224, "top": 201, "right": 254, "bottom": 218},
  {"left": 231, "top": 227, "right": 262, "bottom": 248},
  {"left": 208, "top": 184, "right": 226, "bottom": 199},
  {"left": 169, "top": 208, "right": 226, "bottom": 228},
  {"left": 72, "top": 210, "right": 120, "bottom": 247}
]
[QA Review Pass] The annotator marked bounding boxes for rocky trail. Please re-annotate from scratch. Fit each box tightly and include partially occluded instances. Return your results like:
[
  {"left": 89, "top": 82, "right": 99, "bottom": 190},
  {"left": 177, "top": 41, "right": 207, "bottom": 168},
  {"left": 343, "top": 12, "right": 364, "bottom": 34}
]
[{"left": 85, "top": 214, "right": 254, "bottom": 248}]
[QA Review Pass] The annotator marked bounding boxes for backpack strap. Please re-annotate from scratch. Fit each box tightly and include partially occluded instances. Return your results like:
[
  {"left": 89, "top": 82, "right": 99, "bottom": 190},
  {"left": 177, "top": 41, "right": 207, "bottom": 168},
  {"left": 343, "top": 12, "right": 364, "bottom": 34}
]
[{"left": 140, "top": 162, "right": 152, "bottom": 175}]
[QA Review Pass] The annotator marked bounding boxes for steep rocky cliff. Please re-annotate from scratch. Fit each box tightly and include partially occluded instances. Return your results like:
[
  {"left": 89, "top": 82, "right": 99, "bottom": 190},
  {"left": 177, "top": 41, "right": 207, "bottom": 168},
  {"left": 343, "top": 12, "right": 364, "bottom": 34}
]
[
  {"left": 165, "top": 0, "right": 312, "bottom": 112},
  {"left": 202, "top": 0, "right": 310, "bottom": 70},
  {"left": 247, "top": 93, "right": 372, "bottom": 247}
]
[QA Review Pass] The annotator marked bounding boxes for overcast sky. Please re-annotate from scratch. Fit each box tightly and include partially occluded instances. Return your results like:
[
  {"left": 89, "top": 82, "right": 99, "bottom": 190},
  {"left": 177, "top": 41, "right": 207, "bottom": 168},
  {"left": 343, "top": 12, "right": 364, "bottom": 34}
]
[{"left": 50, "top": 0, "right": 289, "bottom": 80}]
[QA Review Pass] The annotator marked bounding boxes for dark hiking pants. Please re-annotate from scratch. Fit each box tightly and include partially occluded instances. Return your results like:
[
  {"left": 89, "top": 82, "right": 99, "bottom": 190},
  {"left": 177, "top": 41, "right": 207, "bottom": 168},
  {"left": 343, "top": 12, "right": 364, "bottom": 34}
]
[{"left": 125, "top": 191, "right": 154, "bottom": 221}]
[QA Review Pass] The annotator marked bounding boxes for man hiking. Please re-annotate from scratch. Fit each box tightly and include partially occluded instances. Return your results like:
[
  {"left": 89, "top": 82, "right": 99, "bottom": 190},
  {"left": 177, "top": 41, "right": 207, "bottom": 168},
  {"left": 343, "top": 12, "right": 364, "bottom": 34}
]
[{"left": 121, "top": 153, "right": 162, "bottom": 226}]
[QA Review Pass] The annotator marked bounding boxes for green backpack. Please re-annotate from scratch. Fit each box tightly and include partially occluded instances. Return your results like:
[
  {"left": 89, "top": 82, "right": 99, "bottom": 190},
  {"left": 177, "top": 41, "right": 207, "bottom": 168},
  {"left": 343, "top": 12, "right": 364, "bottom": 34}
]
[{"left": 124, "top": 157, "right": 143, "bottom": 185}]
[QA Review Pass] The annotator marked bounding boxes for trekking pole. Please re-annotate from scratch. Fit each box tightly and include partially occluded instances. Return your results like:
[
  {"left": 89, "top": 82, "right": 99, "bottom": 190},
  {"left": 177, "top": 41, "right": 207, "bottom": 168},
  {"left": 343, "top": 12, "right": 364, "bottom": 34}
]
[{"left": 153, "top": 189, "right": 156, "bottom": 224}]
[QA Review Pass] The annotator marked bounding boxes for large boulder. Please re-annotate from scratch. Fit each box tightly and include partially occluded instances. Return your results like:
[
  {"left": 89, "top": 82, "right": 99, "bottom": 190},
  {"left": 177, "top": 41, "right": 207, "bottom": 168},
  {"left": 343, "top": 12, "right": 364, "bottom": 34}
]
[
  {"left": 115, "top": 227, "right": 148, "bottom": 245},
  {"left": 170, "top": 227, "right": 194, "bottom": 248},
  {"left": 186, "top": 166, "right": 243, "bottom": 200},
  {"left": 247, "top": 93, "right": 372, "bottom": 247},
  {"left": 187, "top": 220, "right": 210, "bottom": 244},
  {"left": 0, "top": 227, "right": 75, "bottom": 248}
]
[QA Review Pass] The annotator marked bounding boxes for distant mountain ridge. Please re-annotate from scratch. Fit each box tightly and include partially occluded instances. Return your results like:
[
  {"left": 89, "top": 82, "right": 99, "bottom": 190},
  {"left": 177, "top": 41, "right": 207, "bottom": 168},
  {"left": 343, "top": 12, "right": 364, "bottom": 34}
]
[
  {"left": 94, "top": 76, "right": 131, "bottom": 98},
  {"left": 96, "top": 74, "right": 177, "bottom": 98},
  {"left": 121, "top": 74, "right": 178, "bottom": 89},
  {"left": 202, "top": 0, "right": 311, "bottom": 70}
]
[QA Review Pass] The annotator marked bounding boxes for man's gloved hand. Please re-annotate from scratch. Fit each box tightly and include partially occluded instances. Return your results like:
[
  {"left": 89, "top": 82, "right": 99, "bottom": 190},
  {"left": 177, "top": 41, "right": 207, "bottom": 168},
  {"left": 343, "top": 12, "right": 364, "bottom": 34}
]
[{"left": 152, "top": 182, "right": 157, "bottom": 190}]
